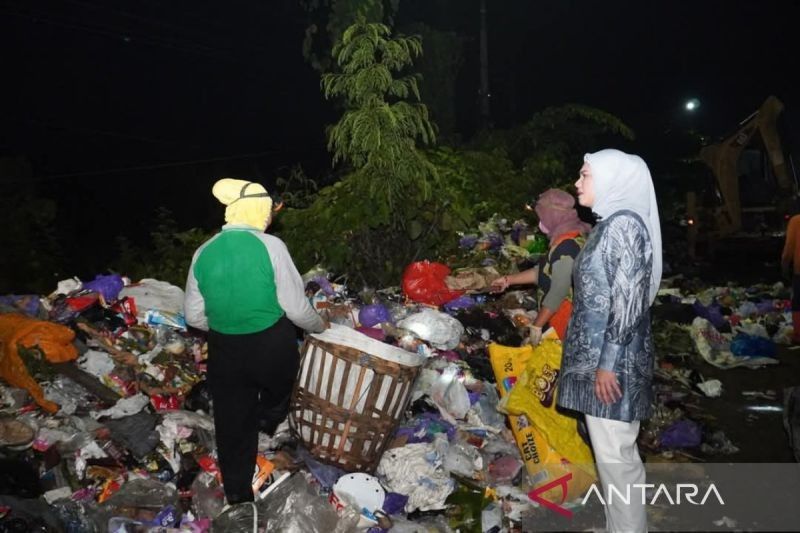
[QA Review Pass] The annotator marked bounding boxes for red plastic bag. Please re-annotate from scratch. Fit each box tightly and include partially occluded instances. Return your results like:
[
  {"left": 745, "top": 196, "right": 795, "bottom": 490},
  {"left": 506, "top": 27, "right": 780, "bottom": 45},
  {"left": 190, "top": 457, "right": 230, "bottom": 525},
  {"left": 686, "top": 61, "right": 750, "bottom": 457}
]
[{"left": 402, "top": 261, "right": 463, "bottom": 306}]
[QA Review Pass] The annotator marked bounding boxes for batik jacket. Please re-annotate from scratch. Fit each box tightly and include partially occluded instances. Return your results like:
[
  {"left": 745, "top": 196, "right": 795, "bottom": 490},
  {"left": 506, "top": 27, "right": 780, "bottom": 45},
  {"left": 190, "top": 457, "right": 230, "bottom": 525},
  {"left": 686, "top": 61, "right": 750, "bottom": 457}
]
[{"left": 556, "top": 210, "right": 655, "bottom": 422}]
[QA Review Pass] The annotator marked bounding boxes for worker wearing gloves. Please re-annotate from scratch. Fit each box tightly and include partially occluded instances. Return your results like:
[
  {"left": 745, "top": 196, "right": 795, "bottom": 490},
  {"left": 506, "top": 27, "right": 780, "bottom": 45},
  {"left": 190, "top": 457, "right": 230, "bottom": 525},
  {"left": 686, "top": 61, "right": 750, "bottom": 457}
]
[
  {"left": 490, "top": 188, "right": 590, "bottom": 345},
  {"left": 184, "top": 178, "right": 327, "bottom": 505}
]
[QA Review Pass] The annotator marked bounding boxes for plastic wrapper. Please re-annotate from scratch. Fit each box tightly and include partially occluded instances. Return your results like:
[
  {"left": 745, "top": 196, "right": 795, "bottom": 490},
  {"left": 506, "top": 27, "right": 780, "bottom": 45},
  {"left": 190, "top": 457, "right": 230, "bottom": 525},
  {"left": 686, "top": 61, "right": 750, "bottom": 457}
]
[
  {"left": 397, "top": 309, "right": 464, "bottom": 350},
  {"left": 401, "top": 261, "right": 463, "bottom": 306}
]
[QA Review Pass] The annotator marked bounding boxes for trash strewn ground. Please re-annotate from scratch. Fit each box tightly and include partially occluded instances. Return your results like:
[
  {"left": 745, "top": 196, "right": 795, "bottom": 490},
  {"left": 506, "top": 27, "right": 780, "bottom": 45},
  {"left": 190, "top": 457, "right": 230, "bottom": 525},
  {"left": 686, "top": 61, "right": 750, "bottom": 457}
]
[{"left": 0, "top": 218, "right": 798, "bottom": 531}]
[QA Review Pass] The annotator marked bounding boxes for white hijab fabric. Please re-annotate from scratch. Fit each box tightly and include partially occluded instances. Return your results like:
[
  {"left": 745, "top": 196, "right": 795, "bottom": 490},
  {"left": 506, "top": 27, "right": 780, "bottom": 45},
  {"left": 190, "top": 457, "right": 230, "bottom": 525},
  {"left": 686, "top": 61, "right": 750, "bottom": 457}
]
[{"left": 584, "top": 149, "right": 662, "bottom": 305}]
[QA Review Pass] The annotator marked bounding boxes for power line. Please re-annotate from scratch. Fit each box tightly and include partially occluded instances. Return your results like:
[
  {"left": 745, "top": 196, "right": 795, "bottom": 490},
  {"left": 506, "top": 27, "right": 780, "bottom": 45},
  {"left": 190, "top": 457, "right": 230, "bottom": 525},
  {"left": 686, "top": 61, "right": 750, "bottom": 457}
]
[{"left": 1, "top": 150, "right": 280, "bottom": 183}]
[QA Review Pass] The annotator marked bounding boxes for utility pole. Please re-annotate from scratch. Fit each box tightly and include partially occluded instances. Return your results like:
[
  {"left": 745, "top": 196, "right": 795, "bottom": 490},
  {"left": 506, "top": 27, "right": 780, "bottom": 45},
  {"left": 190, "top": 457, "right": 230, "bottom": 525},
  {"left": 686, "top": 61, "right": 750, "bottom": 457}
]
[{"left": 479, "top": 0, "right": 491, "bottom": 129}]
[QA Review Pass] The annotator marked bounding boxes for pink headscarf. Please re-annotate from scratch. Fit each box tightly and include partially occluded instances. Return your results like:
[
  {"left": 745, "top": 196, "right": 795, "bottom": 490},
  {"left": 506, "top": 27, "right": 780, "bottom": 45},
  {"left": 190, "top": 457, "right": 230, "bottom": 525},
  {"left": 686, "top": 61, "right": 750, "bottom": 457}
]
[{"left": 534, "top": 189, "right": 591, "bottom": 245}]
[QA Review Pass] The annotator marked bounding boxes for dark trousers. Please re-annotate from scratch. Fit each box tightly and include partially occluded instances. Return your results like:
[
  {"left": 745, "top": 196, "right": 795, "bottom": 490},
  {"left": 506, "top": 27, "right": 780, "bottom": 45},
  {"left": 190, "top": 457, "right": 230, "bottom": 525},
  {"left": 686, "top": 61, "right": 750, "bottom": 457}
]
[
  {"left": 793, "top": 275, "right": 800, "bottom": 311},
  {"left": 207, "top": 317, "right": 299, "bottom": 503}
]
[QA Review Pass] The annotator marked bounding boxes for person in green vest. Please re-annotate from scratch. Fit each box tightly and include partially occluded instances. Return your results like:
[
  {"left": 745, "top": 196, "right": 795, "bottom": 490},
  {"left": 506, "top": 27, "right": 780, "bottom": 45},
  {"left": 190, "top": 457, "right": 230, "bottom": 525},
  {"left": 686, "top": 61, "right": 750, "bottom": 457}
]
[{"left": 184, "top": 178, "right": 327, "bottom": 505}]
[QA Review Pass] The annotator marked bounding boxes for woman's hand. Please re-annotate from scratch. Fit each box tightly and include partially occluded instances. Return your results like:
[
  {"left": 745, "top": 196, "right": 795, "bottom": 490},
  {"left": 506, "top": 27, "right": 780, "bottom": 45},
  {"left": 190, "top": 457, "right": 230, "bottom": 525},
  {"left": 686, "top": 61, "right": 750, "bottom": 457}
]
[
  {"left": 595, "top": 369, "right": 622, "bottom": 404},
  {"left": 490, "top": 276, "right": 510, "bottom": 293}
]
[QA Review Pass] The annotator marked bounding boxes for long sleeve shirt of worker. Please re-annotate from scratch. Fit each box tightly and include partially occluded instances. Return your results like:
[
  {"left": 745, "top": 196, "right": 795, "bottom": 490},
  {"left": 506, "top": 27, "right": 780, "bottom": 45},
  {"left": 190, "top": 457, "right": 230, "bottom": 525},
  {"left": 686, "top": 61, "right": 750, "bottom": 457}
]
[
  {"left": 184, "top": 224, "right": 324, "bottom": 335},
  {"left": 557, "top": 210, "right": 655, "bottom": 422}
]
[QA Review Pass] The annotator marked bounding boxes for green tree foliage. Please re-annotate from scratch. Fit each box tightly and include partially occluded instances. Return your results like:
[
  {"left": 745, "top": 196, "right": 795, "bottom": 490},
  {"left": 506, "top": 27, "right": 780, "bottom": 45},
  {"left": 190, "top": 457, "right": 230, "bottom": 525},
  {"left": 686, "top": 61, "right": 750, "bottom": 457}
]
[
  {"left": 301, "top": 0, "right": 399, "bottom": 72},
  {"left": 322, "top": 19, "right": 437, "bottom": 210}
]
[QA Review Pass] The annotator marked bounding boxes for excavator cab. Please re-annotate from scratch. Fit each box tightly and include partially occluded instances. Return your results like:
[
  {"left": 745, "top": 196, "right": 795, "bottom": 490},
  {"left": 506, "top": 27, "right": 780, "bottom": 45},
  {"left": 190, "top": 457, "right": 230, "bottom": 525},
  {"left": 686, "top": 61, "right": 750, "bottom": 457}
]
[{"left": 687, "top": 96, "right": 799, "bottom": 258}]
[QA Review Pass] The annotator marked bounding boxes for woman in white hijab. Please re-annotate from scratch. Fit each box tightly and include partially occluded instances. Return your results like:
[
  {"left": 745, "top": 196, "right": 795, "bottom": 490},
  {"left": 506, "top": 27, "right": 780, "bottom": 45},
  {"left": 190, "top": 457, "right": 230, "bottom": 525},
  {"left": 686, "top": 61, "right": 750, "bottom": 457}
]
[{"left": 556, "top": 149, "right": 661, "bottom": 532}]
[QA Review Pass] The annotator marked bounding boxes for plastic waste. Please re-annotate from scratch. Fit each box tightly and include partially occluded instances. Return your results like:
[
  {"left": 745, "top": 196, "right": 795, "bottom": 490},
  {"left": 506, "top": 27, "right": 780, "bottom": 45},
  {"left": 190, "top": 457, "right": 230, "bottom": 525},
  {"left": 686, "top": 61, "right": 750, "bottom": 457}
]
[
  {"left": 659, "top": 419, "right": 702, "bottom": 449},
  {"left": 376, "top": 442, "right": 455, "bottom": 513},
  {"left": 401, "top": 261, "right": 464, "bottom": 306},
  {"left": 443, "top": 295, "right": 478, "bottom": 312},
  {"left": 690, "top": 317, "right": 779, "bottom": 369},
  {"left": 83, "top": 274, "right": 125, "bottom": 302},
  {"left": 441, "top": 435, "right": 483, "bottom": 478},
  {"left": 397, "top": 309, "right": 465, "bottom": 350},
  {"left": 119, "top": 278, "right": 185, "bottom": 319},
  {"left": 730, "top": 333, "right": 777, "bottom": 358},
  {"left": 258, "top": 473, "right": 342, "bottom": 533},
  {"left": 358, "top": 303, "right": 391, "bottom": 328},
  {"left": 696, "top": 379, "right": 723, "bottom": 398},
  {"left": 429, "top": 364, "right": 471, "bottom": 423},
  {"left": 191, "top": 472, "right": 225, "bottom": 520},
  {"left": 297, "top": 447, "right": 345, "bottom": 491}
]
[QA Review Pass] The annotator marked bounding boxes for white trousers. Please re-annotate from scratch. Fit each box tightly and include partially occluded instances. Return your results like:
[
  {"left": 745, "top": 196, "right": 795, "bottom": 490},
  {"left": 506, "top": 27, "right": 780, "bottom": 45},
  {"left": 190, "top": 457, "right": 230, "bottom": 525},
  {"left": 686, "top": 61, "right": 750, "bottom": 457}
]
[{"left": 585, "top": 415, "right": 647, "bottom": 533}]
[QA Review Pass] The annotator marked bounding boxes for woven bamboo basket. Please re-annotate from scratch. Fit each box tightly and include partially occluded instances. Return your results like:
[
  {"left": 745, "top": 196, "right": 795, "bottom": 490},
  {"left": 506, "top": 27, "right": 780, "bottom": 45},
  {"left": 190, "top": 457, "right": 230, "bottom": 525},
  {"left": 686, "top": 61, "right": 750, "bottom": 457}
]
[{"left": 289, "top": 332, "right": 422, "bottom": 473}]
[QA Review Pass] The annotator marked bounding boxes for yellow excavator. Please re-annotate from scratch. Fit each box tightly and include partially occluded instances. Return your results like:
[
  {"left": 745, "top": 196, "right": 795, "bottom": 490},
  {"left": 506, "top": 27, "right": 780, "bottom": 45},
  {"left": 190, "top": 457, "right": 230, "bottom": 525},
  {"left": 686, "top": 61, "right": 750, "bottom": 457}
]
[{"left": 687, "top": 96, "right": 798, "bottom": 258}]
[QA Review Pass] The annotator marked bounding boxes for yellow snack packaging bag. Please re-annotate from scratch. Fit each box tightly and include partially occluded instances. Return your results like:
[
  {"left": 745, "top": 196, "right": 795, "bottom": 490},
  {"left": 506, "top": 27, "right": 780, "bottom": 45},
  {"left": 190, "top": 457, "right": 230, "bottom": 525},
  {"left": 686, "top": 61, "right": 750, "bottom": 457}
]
[{"left": 488, "top": 341, "right": 595, "bottom": 504}]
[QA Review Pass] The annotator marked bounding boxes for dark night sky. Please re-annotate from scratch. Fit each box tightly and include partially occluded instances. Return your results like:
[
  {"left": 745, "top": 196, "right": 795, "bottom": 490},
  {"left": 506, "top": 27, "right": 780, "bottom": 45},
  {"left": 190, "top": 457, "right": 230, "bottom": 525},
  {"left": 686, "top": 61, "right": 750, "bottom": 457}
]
[{"left": 1, "top": 0, "right": 797, "bottom": 274}]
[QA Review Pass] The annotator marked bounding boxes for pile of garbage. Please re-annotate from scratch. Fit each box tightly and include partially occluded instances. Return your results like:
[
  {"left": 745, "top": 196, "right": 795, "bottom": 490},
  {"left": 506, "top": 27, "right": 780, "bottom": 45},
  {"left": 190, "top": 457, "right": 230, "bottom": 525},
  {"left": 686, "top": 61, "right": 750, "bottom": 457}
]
[{"left": 0, "top": 216, "right": 797, "bottom": 532}]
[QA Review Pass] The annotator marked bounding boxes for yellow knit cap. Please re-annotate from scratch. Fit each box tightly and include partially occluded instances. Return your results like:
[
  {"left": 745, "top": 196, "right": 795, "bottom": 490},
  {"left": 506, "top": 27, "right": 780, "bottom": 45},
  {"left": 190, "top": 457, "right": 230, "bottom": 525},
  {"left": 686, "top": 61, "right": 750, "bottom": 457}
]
[{"left": 212, "top": 178, "right": 273, "bottom": 231}]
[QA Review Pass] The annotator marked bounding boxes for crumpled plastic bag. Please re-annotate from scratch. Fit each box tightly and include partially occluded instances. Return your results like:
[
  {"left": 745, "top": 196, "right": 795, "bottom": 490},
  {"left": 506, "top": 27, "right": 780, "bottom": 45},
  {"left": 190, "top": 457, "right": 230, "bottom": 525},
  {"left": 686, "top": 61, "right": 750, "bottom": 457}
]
[
  {"left": 690, "top": 317, "right": 778, "bottom": 369},
  {"left": 401, "top": 261, "right": 463, "bottom": 306},
  {"left": 429, "top": 364, "right": 471, "bottom": 423},
  {"left": 377, "top": 442, "right": 455, "bottom": 513},
  {"left": 0, "top": 313, "right": 79, "bottom": 413},
  {"left": 358, "top": 303, "right": 391, "bottom": 328},
  {"left": 659, "top": 419, "right": 702, "bottom": 449},
  {"left": 119, "top": 279, "right": 185, "bottom": 320},
  {"left": 397, "top": 309, "right": 464, "bottom": 350},
  {"left": 730, "top": 333, "right": 777, "bottom": 358},
  {"left": 255, "top": 473, "right": 343, "bottom": 533},
  {"left": 83, "top": 274, "right": 125, "bottom": 302}
]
